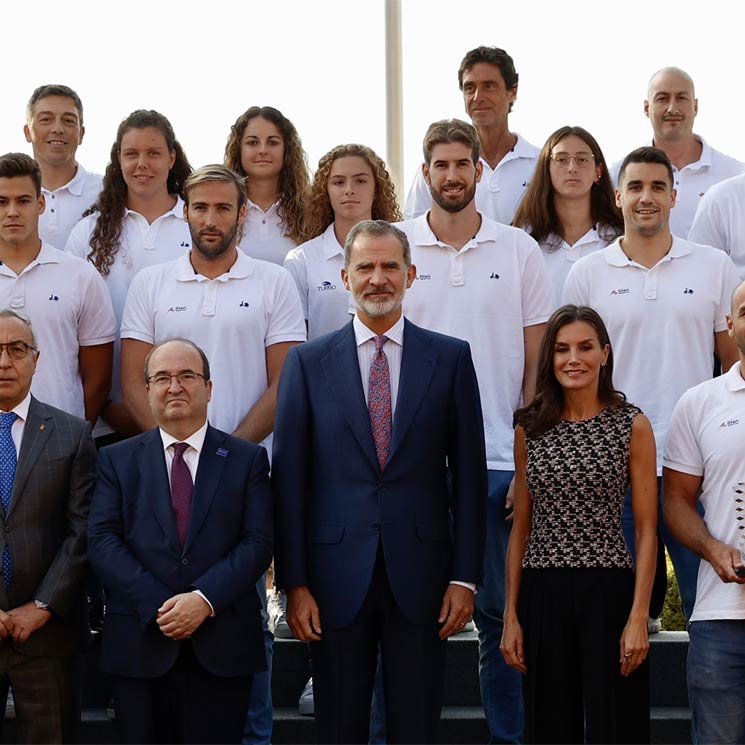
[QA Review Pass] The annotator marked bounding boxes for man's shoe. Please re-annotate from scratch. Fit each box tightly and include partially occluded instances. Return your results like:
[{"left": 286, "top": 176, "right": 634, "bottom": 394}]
[
  {"left": 648, "top": 617, "right": 662, "bottom": 634},
  {"left": 298, "top": 677, "right": 314, "bottom": 716},
  {"left": 268, "top": 589, "right": 293, "bottom": 639}
]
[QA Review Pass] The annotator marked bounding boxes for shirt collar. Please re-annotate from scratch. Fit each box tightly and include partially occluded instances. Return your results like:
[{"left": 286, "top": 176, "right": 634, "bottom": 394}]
[
  {"left": 725, "top": 361, "right": 745, "bottom": 392},
  {"left": 41, "top": 163, "right": 89, "bottom": 196},
  {"left": 649, "top": 135, "right": 712, "bottom": 172},
  {"left": 173, "top": 247, "right": 254, "bottom": 282},
  {"left": 246, "top": 199, "right": 280, "bottom": 216},
  {"left": 353, "top": 313, "right": 405, "bottom": 348},
  {"left": 322, "top": 223, "right": 344, "bottom": 260},
  {"left": 125, "top": 195, "right": 185, "bottom": 220},
  {"left": 159, "top": 419, "right": 209, "bottom": 455},
  {"left": 411, "top": 211, "right": 500, "bottom": 249},
  {"left": 604, "top": 235, "right": 692, "bottom": 267},
  {"left": 0, "top": 391, "right": 32, "bottom": 420}
]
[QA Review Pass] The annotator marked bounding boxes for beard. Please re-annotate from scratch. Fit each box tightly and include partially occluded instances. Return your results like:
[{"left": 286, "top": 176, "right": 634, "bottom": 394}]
[
  {"left": 189, "top": 219, "right": 240, "bottom": 258},
  {"left": 352, "top": 286, "right": 402, "bottom": 318},
  {"left": 429, "top": 179, "right": 477, "bottom": 213}
]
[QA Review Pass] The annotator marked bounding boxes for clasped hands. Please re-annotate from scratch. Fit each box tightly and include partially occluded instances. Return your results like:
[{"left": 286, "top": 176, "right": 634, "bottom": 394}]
[
  {"left": 156, "top": 592, "right": 211, "bottom": 640},
  {"left": 0, "top": 602, "right": 51, "bottom": 643}
]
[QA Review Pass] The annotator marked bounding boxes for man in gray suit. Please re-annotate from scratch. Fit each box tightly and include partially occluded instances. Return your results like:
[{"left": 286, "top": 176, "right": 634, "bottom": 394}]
[{"left": 0, "top": 308, "right": 96, "bottom": 742}]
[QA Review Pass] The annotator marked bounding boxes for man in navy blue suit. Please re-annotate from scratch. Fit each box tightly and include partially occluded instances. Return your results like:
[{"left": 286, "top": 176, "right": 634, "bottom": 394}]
[
  {"left": 273, "top": 220, "right": 487, "bottom": 743},
  {"left": 88, "top": 339, "right": 272, "bottom": 744}
]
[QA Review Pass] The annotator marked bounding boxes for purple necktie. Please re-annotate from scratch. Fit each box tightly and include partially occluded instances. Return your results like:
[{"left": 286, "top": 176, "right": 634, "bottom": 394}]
[
  {"left": 170, "top": 442, "right": 193, "bottom": 547},
  {"left": 368, "top": 335, "right": 392, "bottom": 470}
]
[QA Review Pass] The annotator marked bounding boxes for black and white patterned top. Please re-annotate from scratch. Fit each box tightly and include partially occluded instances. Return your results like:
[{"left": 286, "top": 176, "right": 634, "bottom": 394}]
[{"left": 522, "top": 404, "right": 640, "bottom": 570}]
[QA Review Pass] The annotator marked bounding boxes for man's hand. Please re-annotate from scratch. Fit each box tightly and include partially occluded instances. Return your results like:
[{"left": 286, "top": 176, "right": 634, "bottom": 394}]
[
  {"left": 7, "top": 602, "right": 51, "bottom": 642},
  {"left": 287, "top": 586, "right": 322, "bottom": 641},
  {"left": 156, "top": 593, "right": 211, "bottom": 640},
  {"left": 704, "top": 540, "right": 745, "bottom": 584},
  {"left": 438, "top": 584, "right": 474, "bottom": 639},
  {"left": 505, "top": 476, "right": 516, "bottom": 522},
  {"left": 0, "top": 610, "right": 16, "bottom": 639}
]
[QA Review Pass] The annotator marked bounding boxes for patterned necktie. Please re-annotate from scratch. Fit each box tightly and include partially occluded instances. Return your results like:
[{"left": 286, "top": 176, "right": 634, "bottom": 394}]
[
  {"left": 368, "top": 335, "right": 392, "bottom": 470},
  {"left": 0, "top": 412, "right": 18, "bottom": 588},
  {"left": 170, "top": 442, "right": 193, "bottom": 547}
]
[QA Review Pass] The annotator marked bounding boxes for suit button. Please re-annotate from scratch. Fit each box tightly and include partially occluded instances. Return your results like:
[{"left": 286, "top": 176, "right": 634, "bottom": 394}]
[
  {"left": 181, "top": 558, "right": 189, "bottom": 566},
  {"left": 372, "top": 523, "right": 380, "bottom": 531},
  {"left": 4, "top": 526, "right": 11, "bottom": 533}
]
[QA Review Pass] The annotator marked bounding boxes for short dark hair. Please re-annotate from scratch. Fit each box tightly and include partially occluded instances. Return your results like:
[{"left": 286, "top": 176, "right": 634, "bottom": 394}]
[
  {"left": 618, "top": 146, "right": 674, "bottom": 188},
  {"left": 144, "top": 339, "right": 211, "bottom": 384},
  {"left": 0, "top": 152, "right": 42, "bottom": 196},
  {"left": 344, "top": 220, "right": 411, "bottom": 269},
  {"left": 423, "top": 119, "right": 480, "bottom": 166},
  {"left": 27, "top": 84, "right": 84, "bottom": 125},
  {"left": 183, "top": 164, "right": 247, "bottom": 208},
  {"left": 458, "top": 46, "right": 518, "bottom": 111},
  {"left": 0, "top": 309, "right": 38, "bottom": 348}
]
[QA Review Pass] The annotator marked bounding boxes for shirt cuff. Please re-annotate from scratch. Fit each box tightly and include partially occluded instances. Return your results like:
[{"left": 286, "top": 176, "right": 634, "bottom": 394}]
[
  {"left": 449, "top": 580, "right": 477, "bottom": 594},
  {"left": 192, "top": 590, "right": 215, "bottom": 617}
]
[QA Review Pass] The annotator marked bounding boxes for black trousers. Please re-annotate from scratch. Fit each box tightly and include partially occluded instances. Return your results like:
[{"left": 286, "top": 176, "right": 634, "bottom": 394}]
[
  {"left": 110, "top": 640, "right": 252, "bottom": 744},
  {"left": 310, "top": 545, "right": 447, "bottom": 744},
  {"left": 519, "top": 568, "right": 650, "bottom": 744}
]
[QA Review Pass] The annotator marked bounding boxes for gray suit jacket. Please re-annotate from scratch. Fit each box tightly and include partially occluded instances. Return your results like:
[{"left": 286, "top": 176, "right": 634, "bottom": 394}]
[{"left": 0, "top": 396, "right": 96, "bottom": 656}]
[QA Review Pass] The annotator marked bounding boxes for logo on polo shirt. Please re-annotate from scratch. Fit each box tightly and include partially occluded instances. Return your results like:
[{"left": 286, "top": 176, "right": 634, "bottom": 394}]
[
  {"left": 720, "top": 419, "right": 740, "bottom": 428},
  {"left": 167, "top": 306, "right": 187, "bottom": 312},
  {"left": 490, "top": 273, "right": 500, "bottom": 279},
  {"left": 180, "top": 241, "right": 190, "bottom": 247},
  {"left": 417, "top": 273, "right": 432, "bottom": 280},
  {"left": 610, "top": 288, "right": 630, "bottom": 295},
  {"left": 683, "top": 288, "right": 694, "bottom": 294},
  {"left": 48, "top": 294, "right": 59, "bottom": 301},
  {"left": 239, "top": 301, "right": 250, "bottom": 307},
  {"left": 317, "top": 281, "right": 336, "bottom": 291}
]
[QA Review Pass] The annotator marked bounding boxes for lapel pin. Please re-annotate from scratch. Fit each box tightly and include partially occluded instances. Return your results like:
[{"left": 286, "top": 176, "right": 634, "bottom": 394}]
[
  {"left": 39, "top": 424, "right": 46, "bottom": 431},
  {"left": 216, "top": 448, "right": 228, "bottom": 457}
]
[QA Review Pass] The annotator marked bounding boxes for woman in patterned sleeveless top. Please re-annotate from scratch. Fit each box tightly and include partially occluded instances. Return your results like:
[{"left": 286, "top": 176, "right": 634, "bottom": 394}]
[{"left": 500, "top": 305, "right": 658, "bottom": 743}]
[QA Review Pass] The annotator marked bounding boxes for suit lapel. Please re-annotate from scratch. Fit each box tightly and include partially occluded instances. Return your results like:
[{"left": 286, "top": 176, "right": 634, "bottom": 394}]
[
  {"left": 321, "top": 323, "right": 379, "bottom": 472},
  {"left": 138, "top": 430, "right": 180, "bottom": 553},
  {"left": 389, "top": 320, "right": 437, "bottom": 462},
  {"left": 183, "top": 425, "right": 227, "bottom": 554},
  {"left": 8, "top": 397, "right": 55, "bottom": 518}
]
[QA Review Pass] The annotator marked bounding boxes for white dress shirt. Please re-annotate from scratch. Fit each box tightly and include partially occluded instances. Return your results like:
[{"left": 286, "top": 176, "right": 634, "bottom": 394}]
[{"left": 1, "top": 392, "right": 32, "bottom": 455}]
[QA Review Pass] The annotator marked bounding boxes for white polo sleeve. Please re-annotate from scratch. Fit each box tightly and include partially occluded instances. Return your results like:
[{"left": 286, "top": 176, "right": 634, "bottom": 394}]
[
  {"left": 561, "top": 257, "right": 590, "bottom": 306},
  {"left": 65, "top": 215, "right": 94, "bottom": 260},
  {"left": 77, "top": 262, "right": 117, "bottom": 346},
  {"left": 519, "top": 237, "right": 554, "bottom": 327},
  {"left": 265, "top": 267, "right": 308, "bottom": 347},
  {"left": 283, "top": 247, "right": 310, "bottom": 320},
  {"left": 121, "top": 268, "right": 157, "bottom": 344},
  {"left": 663, "top": 389, "right": 705, "bottom": 477},
  {"left": 714, "top": 252, "right": 741, "bottom": 333},
  {"left": 403, "top": 165, "right": 431, "bottom": 220}
]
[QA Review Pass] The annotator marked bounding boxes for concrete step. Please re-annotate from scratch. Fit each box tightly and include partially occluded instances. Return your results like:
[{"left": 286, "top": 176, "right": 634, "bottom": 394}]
[{"left": 2, "top": 708, "right": 114, "bottom": 744}]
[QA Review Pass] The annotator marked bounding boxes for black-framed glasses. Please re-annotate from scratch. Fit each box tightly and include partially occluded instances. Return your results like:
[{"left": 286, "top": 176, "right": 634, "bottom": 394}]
[
  {"left": 146, "top": 371, "right": 207, "bottom": 387},
  {"left": 0, "top": 341, "right": 37, "bottom": 360}
]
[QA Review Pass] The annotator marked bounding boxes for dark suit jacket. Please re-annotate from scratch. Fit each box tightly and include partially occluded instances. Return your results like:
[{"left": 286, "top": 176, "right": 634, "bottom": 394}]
[
  {"left": 87, "top": 425, "right": 273, "bottom": 679},
  {"left": 273, "top": 319, "right": 487, "bottom": 629},
  {"left": 0, "top": 396, "right": 95, "bottom": 657}
]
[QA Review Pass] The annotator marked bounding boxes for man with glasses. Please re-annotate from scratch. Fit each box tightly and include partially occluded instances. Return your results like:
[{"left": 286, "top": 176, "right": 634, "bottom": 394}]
[
  {"left": 0, "top": 152, "right": 116, "bottom": 426},
  {"left": 88, "top": 338, "right": 273, "bottom": 743},
  {"left": 611, "top": 67, "right": 744, "bottom": 239},
  {"left": 0, "top": 308, "right": 96, "bottom": 742},
  {"left": 404, "top": 46, "right": 539, "bottom": 225}
]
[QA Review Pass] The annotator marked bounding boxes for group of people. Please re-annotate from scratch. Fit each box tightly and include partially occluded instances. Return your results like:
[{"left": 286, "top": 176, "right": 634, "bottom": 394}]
[{"left": 1, "top": 41, "right": 744, "bottom": 745}]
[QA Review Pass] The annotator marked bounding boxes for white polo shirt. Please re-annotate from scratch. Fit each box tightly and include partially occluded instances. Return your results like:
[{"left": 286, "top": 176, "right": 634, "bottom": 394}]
[
  {"left": 284, "top": 223, "right": 349, "bottom": 340},
  {"left": 689, "top": 173, "right": 745, "bottom": 279},
  {"left": 38, "top": 163, "right": 102, "bottom": 251},
  {"left": 66, "top": 198, "right": 191, "bottom": 436},
  {"left": 610, "top": 138, "right": 745, "bottom": 239},
  {"left": 237, "top": 199, "right": 297, "bottom": 265},
  {"left": 120, "top": 250, "right": 306, "bottom": 438},
  {"left": 0, "top": 241, "right": 116, "bottom": 418},
  {"left": 563, "top": 236, "right": 739, "bottom": 472},
  {"left": 403, "top": 134, "right": 539, "bottom": 225},
  {"left": 398, "top": 213, "right": 553, "bottom": 470},
  {"left": 538, "top": 227, "right": 613, "bottom": 307},
  {"left": 663, "top": 362, "right": 745, "bottom": 621}
]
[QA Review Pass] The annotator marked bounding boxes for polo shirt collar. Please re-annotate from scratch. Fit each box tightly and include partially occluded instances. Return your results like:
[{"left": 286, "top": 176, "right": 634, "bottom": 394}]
[
  {"left": 725, "top": 361, "right": 745, "bottom": 392},
  {"left": 174, "top": 247, "right": 254, "bottom": 283},
  {"left": 44, "top": 162, "right": 88, "bottom": 196},
  {"left": 649, "top": 136, "right": 712, "bottom": 172},
  {"left": 605, "top": 235, "right": 692, "bottom": 267},
  {"left": 124, "top": 195, "right": 185, "bottom": 220},
  {"left": 322, "top": 223, "right": 344, "bottom": 261},
  {"left": 413, "top": 211, "right": 496, "bottom": 249}
]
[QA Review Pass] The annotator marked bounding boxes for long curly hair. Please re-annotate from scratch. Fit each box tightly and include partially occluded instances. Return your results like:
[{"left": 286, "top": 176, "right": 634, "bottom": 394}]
[
  {"left": 514, "top": 305, "right": 626, "bottom": 438},
  {"left": 513, "top": 125, "right": 623, "bottom": 250},
  {"left": 305, "top": 144, "right": 401, "bottom": 239},
  {"left": 84, "top": 110, "right": 192, "bottom": 277},
  {"left": 223, "top": 106, "right": 310, "bottom": 244}
]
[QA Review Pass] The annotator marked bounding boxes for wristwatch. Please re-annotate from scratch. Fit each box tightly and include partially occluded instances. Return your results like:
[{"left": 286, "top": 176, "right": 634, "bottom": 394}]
[{"left": 33, "top": 600, "right": 49, "bottom": 611}]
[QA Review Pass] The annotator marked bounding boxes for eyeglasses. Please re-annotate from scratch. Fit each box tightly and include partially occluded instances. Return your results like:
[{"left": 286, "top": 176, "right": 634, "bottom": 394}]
[
  {"left": 0, "top": 341, "right": 37, "bottom": 360},
  {"left": 146, "top": 371, "right": 207, "bottom": 387},
  {"left": 550, "top": 153, "right": 595, "bottom": 168}
]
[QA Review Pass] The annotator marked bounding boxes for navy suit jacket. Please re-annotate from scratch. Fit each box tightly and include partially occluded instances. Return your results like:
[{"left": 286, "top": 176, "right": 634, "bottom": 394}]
[
  {"left": 88, "top": 425, "right": 273, "bottom": 679},
  {"left": 273, "top": 318, "right": 487, "bottom": 629}
]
